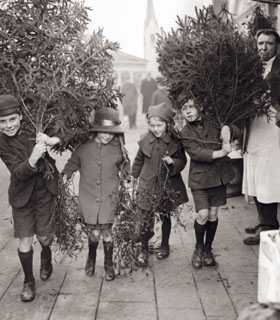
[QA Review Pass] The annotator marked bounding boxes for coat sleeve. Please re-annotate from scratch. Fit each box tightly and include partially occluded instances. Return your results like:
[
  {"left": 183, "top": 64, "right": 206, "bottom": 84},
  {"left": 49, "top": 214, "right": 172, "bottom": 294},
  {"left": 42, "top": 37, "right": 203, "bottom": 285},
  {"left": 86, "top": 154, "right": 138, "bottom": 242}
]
[
  {"left": 0, "top": 148, "right": 38, "bottom": 181},
  {"left": 61, "top": 149, "right": 81, "bottom": 178},
  {"left": 168, "top": 143, "right": 187, "bottom": 176},
  {"left": 180, "top": 127, "right": 213, "bottom": 163},
  {"left": 132, "top": 147, "right": 144, "bottom": 178}
]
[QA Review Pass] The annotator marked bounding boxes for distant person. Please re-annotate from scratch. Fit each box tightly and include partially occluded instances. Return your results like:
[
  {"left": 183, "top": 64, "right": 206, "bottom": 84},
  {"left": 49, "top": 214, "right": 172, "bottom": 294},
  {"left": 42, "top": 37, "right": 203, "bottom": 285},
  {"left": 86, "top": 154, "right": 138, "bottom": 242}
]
[
  {"left": 151, "top": 83, "right": 171, "bottom": 107},
  {"left": 140, "top": 72, "right": 158, "bottom": 114},
  {"left": 121, "top": 73, "right": 138, "bottom": 129}
]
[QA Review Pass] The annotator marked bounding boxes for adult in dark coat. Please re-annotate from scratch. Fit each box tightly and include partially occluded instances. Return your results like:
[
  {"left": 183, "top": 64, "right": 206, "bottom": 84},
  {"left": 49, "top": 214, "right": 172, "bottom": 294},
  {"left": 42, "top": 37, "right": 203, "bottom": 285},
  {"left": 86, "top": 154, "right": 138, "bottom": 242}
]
[
  {"left": 150, "top": 84, "right": 171, "bottom": 107},
  {"left": 121, "top": 73, "right": 138, "bottom": 129},
  {"left": 140, "top": 72, "right": 158, "bottom": 114},
  {"left": 243, "top": 29, "right": 280, "bottom": 246}
]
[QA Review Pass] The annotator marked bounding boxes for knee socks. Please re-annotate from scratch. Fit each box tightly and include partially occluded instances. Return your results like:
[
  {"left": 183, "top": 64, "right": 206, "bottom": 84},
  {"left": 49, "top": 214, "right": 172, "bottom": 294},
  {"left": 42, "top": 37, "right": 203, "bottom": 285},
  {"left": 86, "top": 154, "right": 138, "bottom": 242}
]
[
  {"left": 18, "top": 249, "right": 35, "bottom": 283},
  {"left": 194, "top": 220, "right": 207, "bottom": 249},
  {"left": 103, "top": 241, "right": 113, "bottom": 267},
  {"left": 205, "top": 219, "right": 218, "bottom": 249},
  {"left": 161, "top": 216, "right": 171, "bottom": 247}
]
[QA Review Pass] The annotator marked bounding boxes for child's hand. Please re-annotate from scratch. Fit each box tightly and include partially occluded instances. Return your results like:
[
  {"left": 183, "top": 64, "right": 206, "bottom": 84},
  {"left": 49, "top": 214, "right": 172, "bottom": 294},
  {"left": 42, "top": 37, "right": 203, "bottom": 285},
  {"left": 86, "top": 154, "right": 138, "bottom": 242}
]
[
  {"left": 29, "top": 142, "right": 47, "bottom": 167},
  {"left": 62, "top": 174, "right": 69, "bottom": 184},
  {"left": 220, "top": 125, "right": 231, "bottom": 143},
  {"left": 222, "top": 143, "right": 232, "bottom": 155},
  {"left": 162, "top": 156, "right": 174, "bottom": 165},
  {"left": 37, "top": 133, "right": 61, "bottom": 146}
]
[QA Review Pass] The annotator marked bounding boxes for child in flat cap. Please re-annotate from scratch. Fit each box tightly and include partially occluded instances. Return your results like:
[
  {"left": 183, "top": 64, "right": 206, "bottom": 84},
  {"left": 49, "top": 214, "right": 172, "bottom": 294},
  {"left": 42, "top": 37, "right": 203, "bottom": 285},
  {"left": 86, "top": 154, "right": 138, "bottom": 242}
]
[
  {"left": 62, "top": 107, "right": 130, "bottom": 281},
  {"left": 0, "top": 94, "right": 64, "bottom": 302},
  {"left": 180, "top": 99, "right": 239, "bottom": 269},
  {"left": 132, "top": 103, "right": 188, "bottom": 267}
]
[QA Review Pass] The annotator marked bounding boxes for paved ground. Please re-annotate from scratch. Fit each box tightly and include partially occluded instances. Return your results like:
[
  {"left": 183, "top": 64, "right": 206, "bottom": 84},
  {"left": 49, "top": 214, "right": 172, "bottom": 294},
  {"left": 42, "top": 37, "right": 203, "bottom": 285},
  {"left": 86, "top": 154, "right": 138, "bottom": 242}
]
[{"left": 0, "top": 112, "right": 264, "bottom": 320}]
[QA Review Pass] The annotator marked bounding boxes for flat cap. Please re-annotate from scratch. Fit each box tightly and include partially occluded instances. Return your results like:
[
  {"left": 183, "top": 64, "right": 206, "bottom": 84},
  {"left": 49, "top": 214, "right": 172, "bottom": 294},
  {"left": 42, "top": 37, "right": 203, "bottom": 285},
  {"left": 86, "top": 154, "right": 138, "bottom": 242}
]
[{"left": 0, "top": 95, "right": 21, "bottom": 117}]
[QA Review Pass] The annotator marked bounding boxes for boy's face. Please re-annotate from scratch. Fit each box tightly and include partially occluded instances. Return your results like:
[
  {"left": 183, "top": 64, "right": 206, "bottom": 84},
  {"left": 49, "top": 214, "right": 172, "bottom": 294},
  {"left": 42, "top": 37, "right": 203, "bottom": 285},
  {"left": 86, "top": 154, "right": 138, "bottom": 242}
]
[
  {"left": 148, "top": 116, "right": 167, "bottom": 138},
  {"left": 96, "top": 132, "right": 114, "bottom": 144},
  {"left": 0, "top": 113, "right": 22, "bottom": 137},
  {"left": 181, "top": 100, "right": 200, "bottom": 122}
]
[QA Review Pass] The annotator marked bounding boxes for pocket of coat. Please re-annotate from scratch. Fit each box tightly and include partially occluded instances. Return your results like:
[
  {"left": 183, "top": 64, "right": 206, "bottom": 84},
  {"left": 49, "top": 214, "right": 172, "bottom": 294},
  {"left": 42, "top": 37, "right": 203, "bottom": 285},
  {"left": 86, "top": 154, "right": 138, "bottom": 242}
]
[{"left": 191, "top": 166, "right": 208, "bottom": 173}]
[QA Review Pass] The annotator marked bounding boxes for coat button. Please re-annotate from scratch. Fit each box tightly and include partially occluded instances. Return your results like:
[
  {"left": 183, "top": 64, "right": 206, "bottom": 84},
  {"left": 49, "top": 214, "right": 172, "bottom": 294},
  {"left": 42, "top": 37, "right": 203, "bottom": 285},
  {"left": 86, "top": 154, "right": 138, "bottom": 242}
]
[
  {"left": 96, "top": 161, "right": 101, "bottom": 166},
  {"left": 96, "top": 180, "right": 100, "bottom": 185},
  {"left": 96, "top": 198, "right": 100, "bottom": 203}
]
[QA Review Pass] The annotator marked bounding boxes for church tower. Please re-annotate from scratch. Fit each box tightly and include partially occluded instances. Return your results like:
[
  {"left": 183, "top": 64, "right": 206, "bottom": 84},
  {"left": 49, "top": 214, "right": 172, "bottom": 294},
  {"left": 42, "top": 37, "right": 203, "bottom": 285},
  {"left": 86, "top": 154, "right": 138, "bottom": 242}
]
[{"left": 144, "top": 0, "right": 159, "bottom": 77}]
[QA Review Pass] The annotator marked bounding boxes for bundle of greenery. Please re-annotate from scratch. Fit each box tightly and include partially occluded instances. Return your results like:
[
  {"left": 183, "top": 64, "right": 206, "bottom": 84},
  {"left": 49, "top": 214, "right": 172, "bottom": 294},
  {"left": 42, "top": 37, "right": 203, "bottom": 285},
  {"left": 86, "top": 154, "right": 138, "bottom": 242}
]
[
  {"left": 156, "top": 5, "right": 271, "bottom": 128},
  {"left": 0, "top": 0, "right": 121, "bottom": 151}
]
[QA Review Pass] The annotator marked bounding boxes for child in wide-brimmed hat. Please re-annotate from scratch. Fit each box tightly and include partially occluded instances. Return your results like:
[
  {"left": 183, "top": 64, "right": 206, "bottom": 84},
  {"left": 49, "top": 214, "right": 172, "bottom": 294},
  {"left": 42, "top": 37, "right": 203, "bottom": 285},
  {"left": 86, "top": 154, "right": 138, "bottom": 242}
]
[
  {"left": 0, "top": 94, "right": 65, "bottom": 302},
  {"left": 132, "top": 103, "right": 188, "bottom": 267},
  {"left": 62, "top": 107, "right": 130, "bottom": 280}
]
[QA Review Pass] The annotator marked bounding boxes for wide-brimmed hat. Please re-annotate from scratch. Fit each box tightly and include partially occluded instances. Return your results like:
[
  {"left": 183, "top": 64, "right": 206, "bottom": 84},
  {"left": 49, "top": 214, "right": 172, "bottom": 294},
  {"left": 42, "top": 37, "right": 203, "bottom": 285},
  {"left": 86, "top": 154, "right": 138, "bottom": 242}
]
[
  {"left": 0, "top": 94, "right": 21, "bottom": 117},
  {"left": 90, "top": 108, "right": 124, "bottom": 134},
  {"left": 146, "top": 103, "right": 175, "bottom": 123}
]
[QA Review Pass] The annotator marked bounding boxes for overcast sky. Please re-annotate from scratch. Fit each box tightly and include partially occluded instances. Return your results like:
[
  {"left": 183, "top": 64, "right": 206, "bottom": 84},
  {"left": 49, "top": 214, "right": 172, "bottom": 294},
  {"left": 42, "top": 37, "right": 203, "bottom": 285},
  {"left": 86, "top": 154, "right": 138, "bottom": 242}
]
[{"left": 84, "top": 0, "right": 212, "bottom": 58}]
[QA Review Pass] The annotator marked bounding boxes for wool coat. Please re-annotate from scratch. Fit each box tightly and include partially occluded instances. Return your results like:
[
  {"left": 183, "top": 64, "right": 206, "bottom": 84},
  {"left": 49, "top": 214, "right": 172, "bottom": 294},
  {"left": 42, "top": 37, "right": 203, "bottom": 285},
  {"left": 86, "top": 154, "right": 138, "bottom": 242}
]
[
  {"left": 140, "top": 78, "right": 158, "bottom": 113},
  {"left": 132, "top": 131, "right": 188, "bottom": 211},
  {"left": 180, "top": 119, "right": 236, "bottom": 190},
  {"left": 62, "top": 137, "right": 130, "bottom": 225},
  {"left": 0, "top": 131, "right": 59, "bottom": 209}
]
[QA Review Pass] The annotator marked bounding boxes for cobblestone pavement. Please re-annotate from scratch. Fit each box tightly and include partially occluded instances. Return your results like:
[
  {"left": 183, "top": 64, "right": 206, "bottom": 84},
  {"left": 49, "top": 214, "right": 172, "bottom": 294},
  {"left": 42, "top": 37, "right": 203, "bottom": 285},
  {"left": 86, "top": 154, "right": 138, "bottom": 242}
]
[{"left": 0, "top": 113, "right": 262, "bottom": 320}]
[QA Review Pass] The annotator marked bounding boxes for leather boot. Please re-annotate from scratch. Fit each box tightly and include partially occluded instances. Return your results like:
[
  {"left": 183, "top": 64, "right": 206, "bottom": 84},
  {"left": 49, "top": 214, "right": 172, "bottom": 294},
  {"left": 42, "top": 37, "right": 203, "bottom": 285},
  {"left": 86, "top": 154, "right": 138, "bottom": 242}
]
[
  {"left": 21, "top": 281, "right": 36, "bottom": 303},
  {"left": 40, "top": 245, "right": 53, "bottom": 281},
  {"left": 192, "top": 246, "right": 203, "bottom": 269},
  {"left": 85, "top": 241, "right": 98, "bottom": 276},
  {"left": 204, "top": 243, "right": 216, "bottom": 266},
  {"left": 103, "top": 241, "right": 115, "bottom": 281}
]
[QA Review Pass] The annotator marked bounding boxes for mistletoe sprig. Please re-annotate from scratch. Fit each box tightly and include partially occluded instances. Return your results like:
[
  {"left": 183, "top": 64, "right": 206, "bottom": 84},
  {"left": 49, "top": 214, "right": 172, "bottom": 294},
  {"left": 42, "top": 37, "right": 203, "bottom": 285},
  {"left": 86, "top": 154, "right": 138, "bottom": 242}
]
[
  {"left": 0, "top": 0, "right": 121, "bottom": 151},
  {"left": 156, "top": 5, "right": 271, "bottom": 128}
]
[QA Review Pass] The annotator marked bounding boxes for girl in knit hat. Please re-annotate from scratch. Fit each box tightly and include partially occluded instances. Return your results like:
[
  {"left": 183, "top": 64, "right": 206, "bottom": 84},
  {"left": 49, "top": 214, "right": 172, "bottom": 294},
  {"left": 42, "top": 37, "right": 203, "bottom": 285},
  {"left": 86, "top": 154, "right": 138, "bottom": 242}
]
[
  {"left": 132, "top": 103, "right": 188, "bottom": 267},
  {"left": 62, "top": 107, "right": 130, "bottom": 281}
]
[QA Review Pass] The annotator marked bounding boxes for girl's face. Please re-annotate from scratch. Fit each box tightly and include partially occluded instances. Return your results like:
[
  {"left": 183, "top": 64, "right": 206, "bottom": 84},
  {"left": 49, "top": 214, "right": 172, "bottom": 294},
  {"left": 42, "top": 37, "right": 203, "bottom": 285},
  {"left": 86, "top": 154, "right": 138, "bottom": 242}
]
[
  {"left": 148, "top": 116, "right": 167, "bottom": 138},
  {"left": 181, "top": 100, "right": 200, "bottom": 123},
  {"left": 96, "top": 132, "right": 114, "bottom": 144}
]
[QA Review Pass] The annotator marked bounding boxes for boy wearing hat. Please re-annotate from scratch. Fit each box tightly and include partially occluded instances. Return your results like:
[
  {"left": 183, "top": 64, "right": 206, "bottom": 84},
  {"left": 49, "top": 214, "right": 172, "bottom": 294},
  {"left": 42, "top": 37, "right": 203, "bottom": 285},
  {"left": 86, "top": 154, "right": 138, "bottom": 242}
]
[
  {"left": 0, "top": 94, "right": 63, "bottom": 302},
  {"left": 62, "top": 107, "right": 130, "bottom": 281},
  {"left": 132, "top": 103, "right": 188, "bottom": 267}
]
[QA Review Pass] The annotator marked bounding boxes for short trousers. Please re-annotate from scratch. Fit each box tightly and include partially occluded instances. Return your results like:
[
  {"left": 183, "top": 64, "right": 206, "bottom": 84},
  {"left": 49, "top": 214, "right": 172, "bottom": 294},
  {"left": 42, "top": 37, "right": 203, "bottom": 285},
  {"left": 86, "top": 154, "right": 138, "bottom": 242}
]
[
  {"left": 12, "top": 188, "right": 55, "bottom": 238},
  {"left": 191, "top": 185, "right": 227, "bottom": 212}
]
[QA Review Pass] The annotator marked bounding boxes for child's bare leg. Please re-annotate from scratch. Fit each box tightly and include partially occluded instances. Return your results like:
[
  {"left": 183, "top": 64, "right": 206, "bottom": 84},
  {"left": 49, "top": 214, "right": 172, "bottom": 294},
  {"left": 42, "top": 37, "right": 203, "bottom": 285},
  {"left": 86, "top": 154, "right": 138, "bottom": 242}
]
[
  {"left": 85, "top": 229, "right": 101, "bottom": 277},
  {"left": 204, "top": 206, "right": 219, "bottom": 266},
  {"left": 192, "top": 209, "right": 209, "bottom": 269},
  {"left": 102, "top": 230, "right": 115, "bottom": 281},
  {"left": 18, "top": 236, "right": 35, "bottom": 302}
]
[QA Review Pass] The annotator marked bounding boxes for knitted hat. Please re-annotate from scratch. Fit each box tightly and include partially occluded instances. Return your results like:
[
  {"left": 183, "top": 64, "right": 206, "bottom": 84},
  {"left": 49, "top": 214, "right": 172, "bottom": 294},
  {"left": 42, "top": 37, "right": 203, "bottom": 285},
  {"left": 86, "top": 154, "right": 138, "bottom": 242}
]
[
  {"left": 90, "top": 108, "right": 124, "bottom": 133},
  {"left": 0, "top": 95, "right": 21, "bottom": 117},
  {"left": 146, "top": 103, "right": 175, "bottom": 123}
]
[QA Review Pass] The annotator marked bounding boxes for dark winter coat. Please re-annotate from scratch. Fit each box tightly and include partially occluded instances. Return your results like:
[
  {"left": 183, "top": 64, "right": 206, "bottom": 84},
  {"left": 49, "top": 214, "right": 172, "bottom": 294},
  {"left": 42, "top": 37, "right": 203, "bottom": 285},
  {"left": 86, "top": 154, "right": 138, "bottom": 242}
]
[
  {"left": 150, "top": 88, "right": 171, "bottom": 107},
  {"left": 0, "top": 132, "right": 59, "bottom": 209},
  {"left": 180, "top": 119, "right": 236, "bottom": 190},
  {"left": 140, "top": 78, "right": 158, "bottom": 113},
  {"left": 132, "top": 131, "right": 188, "bottom": 211},
  {"left": 62, "top": 137, "right": 130, "bottom": 225},
  {"left": 121, "top": 82, "right": 138, "bottom": 116},
  {"left": 270, "top": 55, "right": 280, "bottom": 112}
]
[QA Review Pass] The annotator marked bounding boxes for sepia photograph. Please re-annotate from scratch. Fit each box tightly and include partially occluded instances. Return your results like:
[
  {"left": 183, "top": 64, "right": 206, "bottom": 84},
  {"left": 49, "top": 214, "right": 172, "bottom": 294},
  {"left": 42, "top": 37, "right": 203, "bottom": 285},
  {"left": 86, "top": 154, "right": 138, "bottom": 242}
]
[{"left": 0, "top": 0, "right": 280, "bottom": 319}]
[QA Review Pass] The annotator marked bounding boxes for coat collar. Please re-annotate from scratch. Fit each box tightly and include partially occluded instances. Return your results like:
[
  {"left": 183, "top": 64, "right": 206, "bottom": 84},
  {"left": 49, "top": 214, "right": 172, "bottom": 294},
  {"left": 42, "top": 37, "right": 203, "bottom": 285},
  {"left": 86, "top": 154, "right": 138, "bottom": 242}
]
[
  {"left": 147, "top": 131, "right": 171, "bottom": 144},
  {"left": 4, "top": 130, "right": 33, "bottom": 153}
]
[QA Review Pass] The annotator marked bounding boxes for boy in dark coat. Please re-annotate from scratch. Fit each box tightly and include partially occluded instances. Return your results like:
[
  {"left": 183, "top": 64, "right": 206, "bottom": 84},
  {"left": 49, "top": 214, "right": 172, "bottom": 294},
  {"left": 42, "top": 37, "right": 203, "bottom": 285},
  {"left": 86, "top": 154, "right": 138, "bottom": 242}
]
[
  {"left": 132, "top": 103, "right": 188, "bottom": 267},
  {"left": 180, "top": 99, "right": 238, "bottom": 269},
  {"left": 0, "top": 94, "right": 63, "bottom": 302}
]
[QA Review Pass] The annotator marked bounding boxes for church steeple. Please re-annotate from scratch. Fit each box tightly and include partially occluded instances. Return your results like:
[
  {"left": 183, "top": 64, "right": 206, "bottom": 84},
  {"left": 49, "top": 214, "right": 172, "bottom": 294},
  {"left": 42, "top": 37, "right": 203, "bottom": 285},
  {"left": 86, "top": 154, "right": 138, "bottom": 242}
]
[
  {"left": 145, "top": 0, "right": 158, "bottom": 29},
  {"left": 143, "top": 0, "right": 159, "bottom": 76}
]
